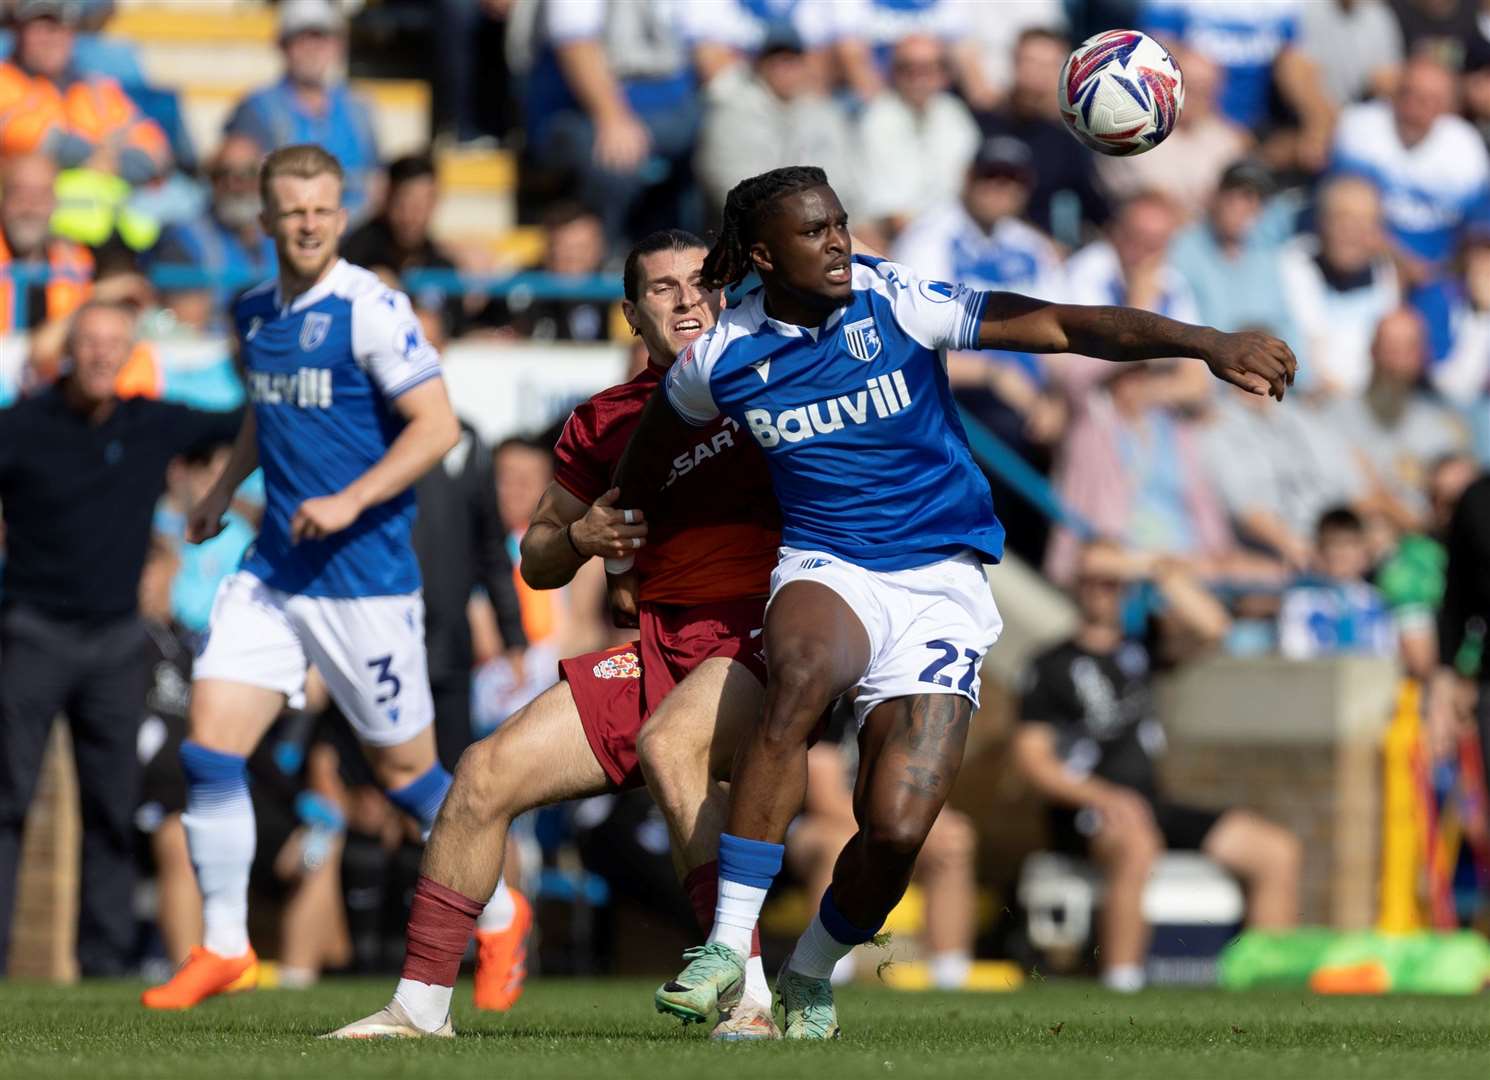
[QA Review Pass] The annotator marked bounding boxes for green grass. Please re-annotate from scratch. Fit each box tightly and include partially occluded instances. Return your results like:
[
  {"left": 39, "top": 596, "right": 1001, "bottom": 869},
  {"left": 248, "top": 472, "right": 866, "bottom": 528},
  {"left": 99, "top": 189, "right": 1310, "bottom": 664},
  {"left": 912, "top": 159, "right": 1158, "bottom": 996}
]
[{"left": 0, "top": 977, "right": 1486, "bottom": 1080}]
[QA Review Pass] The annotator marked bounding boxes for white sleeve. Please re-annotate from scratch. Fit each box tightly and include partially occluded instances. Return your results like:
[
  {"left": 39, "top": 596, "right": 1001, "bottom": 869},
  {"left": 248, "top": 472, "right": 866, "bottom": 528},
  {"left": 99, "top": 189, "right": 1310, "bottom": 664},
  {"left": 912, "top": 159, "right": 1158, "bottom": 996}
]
[
  {"left": 663, "top": 332, "right": 722, "bottom": 425},
  {"left": 855, "top": 257, "right": 988, "bottom": 352},
  {"left": 543, "top": 0, "right": 605, "bottom": 43},
  {"left": 352, "top": 287, "right": 443, "bottom": 400}
]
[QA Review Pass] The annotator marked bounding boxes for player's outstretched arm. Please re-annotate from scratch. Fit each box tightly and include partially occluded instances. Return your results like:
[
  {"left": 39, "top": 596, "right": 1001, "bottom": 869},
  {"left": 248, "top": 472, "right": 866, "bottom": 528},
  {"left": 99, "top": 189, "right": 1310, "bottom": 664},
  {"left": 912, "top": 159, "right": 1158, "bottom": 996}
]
[
  {"left": 187, "top": 408, "right": 259, "bottom": 544},
  {"left": 612, "top": 384, "right": 698, "bottom": 519},
  {"left": 290, "top": 379, "right": 459, "bottom": 543},
  {"left": 520, "top": 484, "right": 649, "bottom": 590},
  {"left": 976, "top": 293, "right": 1298, "bottom": 400}
]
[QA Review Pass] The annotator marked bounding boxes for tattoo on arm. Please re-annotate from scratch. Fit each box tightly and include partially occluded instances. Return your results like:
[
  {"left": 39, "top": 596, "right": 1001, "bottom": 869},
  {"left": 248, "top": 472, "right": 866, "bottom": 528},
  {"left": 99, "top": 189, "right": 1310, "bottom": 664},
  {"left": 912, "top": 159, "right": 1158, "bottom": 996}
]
[{"left": 1064, "top": 305, "right": 1215, "bottom": 364}]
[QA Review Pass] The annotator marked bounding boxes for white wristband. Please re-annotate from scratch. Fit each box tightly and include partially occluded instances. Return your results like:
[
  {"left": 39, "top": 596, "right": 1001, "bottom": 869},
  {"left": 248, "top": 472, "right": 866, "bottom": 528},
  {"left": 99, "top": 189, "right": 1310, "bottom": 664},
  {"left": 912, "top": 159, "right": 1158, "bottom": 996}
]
[{"left": 605, "top": 556, "right": 635, "bottom": 574}]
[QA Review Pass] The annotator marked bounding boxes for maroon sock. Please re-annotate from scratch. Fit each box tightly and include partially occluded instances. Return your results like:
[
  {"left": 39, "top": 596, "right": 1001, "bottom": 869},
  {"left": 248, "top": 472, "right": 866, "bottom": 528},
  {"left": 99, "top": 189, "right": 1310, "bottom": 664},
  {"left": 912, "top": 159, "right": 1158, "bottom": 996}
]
[
  {"left": 683, "top": 859, "right": 761, "bottom": 958},
  {"left": 401, "top": 875, "right": 485, "bottom": 986}
]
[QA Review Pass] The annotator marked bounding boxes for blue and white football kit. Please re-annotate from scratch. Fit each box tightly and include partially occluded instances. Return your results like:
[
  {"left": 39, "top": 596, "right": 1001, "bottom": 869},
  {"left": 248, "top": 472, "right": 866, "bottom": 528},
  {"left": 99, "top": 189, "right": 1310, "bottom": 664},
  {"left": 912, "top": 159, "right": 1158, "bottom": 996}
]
[
  {"left": 194, "top": 259, "right": 441, "bottom": 746},
  {"left": 664, "top": 256, "right": 1005, "bottom": 724}
]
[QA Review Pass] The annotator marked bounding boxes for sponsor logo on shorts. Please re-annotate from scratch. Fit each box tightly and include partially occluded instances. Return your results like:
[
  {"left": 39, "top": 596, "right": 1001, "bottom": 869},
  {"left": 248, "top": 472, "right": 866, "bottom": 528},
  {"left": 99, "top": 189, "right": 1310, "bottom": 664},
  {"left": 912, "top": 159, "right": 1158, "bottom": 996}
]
[
  {"left": 798, "top": 557, "right": 830, "bottom": 570},
  {"left": 593, "top": 651, "right": 641, "bottom": 680}
]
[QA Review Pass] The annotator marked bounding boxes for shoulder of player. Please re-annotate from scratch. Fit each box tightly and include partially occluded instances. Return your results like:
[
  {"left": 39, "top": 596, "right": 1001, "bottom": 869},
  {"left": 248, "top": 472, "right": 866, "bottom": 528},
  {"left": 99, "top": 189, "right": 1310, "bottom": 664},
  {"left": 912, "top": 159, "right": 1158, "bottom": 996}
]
[
  {"left": 337, "top": 260, "right": 412, "bottom": 312},
  {"left": 685, "top": 302, "right": 769, "bottom": 374},
  {"left": 231, "top": 276, "right": 277, "bottom": 320}
]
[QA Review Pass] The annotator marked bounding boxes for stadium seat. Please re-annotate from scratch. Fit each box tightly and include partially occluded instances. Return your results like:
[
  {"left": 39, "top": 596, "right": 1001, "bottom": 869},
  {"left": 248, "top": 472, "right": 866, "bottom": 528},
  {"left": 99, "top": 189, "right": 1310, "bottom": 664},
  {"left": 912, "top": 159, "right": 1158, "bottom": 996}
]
[{"left": 1018, "top": 851, "right": 1245, "bottom": 983}]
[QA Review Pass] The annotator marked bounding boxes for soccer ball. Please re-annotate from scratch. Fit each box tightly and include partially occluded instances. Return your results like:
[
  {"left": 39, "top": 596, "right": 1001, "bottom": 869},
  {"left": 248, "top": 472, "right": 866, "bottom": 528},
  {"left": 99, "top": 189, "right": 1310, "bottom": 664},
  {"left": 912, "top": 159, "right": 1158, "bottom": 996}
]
[{"left": 1059, "top": 29, "right": 1184, "bottom": 157}]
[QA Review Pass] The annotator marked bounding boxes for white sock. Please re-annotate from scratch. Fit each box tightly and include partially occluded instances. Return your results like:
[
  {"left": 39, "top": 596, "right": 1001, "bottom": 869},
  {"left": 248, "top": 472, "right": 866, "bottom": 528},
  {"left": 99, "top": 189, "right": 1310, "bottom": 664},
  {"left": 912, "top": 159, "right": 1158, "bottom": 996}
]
[
  {"left": 787, "top": 910, "right": 857, "bottom": 980},
  {"left": 1102, "top": 964, "right": 1146, "bottom": 993},
  {"left": 277, "top": 966, "right": 317, "bottom": 990},
  {"left": 706, "top": 878, "right": 767, "bottom": 959},
  {"left": 180, "top": 746, "right": 256, "bottom": 959},
  {"left": 740, "top": 954, "right": 771, "bottom": 1007},
  {"left": 929, "top": 950, "right": 972, "bottom": 990},
  {"left": 830, "top": 952, "right": 857, "bottom": 986},
  {"left": 394, "top": 978, "right": 454, "bottom": 1031},
  {"left": 475, "top": 877, "right": 516, "bottom": 933}
]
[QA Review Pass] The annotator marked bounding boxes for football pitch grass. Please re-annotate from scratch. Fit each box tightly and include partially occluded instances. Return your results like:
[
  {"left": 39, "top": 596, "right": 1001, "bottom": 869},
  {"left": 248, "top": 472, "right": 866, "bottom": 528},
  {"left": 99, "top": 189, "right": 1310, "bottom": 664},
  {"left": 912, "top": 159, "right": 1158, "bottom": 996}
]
[{"left": 2, "top": 977, "right": 1487, "bottom": 1080}]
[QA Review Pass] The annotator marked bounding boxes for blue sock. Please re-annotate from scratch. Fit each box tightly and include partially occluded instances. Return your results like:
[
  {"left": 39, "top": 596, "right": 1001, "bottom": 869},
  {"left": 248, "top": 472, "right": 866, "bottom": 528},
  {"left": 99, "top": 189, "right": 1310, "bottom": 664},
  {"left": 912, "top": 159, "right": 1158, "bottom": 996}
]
[
  {"left": 818, "top": 887, "right": 883, "bottom": 945},
  {"left": 387, "top": 763, "right": 453, "bottom": 837},
  {"left": 180, "top": 741, "right": 255, "bottom": 956},
  {"left": 717, "top": 832, "right": 784, "bottom": 888},
  {"left": 705, "top": 833, "right": 785, "bottom": 956}
]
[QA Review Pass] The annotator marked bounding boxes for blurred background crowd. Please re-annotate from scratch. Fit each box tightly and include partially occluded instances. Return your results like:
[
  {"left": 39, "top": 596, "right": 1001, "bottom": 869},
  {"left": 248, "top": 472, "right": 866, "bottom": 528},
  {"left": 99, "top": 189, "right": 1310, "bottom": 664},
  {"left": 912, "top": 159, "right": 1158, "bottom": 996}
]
[{"left": 4, "top": 0, "right": 1490, "bottom": 993}]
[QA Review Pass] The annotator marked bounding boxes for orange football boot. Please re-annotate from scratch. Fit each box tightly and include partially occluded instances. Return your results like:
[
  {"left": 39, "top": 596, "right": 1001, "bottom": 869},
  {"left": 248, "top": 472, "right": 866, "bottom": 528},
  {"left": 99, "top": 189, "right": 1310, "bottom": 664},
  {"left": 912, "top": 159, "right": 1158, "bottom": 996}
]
[
  {"left": 141, "top": 946, "right": 258, "bottom": 1010},
  {"left": 472, "top": 890, "right": 533, "bottom": 1011}
]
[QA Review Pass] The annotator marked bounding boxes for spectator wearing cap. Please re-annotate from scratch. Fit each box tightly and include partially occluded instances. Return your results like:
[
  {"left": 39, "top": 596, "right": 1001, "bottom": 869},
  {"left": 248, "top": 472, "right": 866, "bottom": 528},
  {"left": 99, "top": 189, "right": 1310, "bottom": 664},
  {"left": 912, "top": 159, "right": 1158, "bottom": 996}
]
[
  {"left": 694, "top": 25, "right": 858, "bottom": 221},
  {"left": 977, "top": 26, "right": 1109, "bottom": 245},
  {"left": 223, "top": 0, "right": 381, "bottom": 220},
  {"left": 0, "top": 0, "right": 170, "bottom": 184},
  {"left": 856, "top": 33, "right": 980, "bottom": 243},
  {"left": 1097, "top": 49, "right": 1251, "bottom": 223},
  {"left": 1169, "top": 160, "right": 1299, "bottom": 349},
  {"left": 1331, "top": 53, "right": 1490, "bottom": 284},
  {"left": 1279, "top": 175, "right": 1400, "bottom": 397},
  {"left": 1299, "top": 0, "right": 1403, "bottom": 108},
  {"left": 894, "top": 135, "right": 1066, "bottom": 562},
  {"left": 518, "top": 0, "right": 699, "bottom": 247},
  {"left": 1320, "top": 308, "right": 1468, "bottom": 529},
  {"left": 1142, "top": 0, "right": 1335, "bottom": 174},
  {"left": 676, "top": 0, "right": 870, "bottom": 95},
  {"left": 146, "top": 133, "right": 275, "bottom": 319}
]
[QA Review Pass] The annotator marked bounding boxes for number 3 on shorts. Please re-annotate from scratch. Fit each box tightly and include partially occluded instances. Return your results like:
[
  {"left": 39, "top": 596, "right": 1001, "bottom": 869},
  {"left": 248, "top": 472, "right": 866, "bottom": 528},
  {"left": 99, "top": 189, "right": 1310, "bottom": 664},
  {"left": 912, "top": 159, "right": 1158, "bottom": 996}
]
[
  {"left": 917, "top": 639, "right": 980, "bottom": 692},
  {"left": 366, "top": 654, "right": 402, "bottom": 704}
]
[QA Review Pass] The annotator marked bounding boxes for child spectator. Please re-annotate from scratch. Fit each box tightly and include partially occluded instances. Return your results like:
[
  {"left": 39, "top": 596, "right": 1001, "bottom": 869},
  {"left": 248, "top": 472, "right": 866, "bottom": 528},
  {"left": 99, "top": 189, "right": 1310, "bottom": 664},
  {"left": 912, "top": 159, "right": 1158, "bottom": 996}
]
[{"left": 1278, "top": 507, "right": 1396, "bottom": 659}]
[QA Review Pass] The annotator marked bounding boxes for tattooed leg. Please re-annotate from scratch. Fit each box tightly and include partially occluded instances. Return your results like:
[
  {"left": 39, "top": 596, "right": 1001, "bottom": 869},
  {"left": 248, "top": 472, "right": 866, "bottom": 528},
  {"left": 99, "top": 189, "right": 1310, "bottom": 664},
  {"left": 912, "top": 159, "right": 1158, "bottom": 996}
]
[{"left": 823, "top": 695, "right": 973, "bottom": 932}]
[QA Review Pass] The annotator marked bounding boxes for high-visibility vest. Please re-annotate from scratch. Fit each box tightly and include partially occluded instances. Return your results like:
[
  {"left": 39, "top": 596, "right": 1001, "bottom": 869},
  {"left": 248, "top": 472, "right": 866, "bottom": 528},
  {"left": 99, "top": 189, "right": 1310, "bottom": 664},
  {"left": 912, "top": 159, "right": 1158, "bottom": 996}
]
[
  {"left": 0, "top": 61, "right": 65, "bottom": 156},
  {"left": 0, "top": 230, "right": 92, "bottom": 333},
  {"left": 116, "top": 341, "right": 163, "bottom": 400}
]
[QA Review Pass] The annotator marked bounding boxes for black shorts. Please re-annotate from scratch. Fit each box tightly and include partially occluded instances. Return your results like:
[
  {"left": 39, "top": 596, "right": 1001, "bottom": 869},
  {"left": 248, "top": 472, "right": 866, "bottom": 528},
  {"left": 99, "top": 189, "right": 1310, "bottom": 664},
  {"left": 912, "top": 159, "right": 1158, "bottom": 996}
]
[{"left": 1047, "top": 799, "right": 1224, "bottom": 856}]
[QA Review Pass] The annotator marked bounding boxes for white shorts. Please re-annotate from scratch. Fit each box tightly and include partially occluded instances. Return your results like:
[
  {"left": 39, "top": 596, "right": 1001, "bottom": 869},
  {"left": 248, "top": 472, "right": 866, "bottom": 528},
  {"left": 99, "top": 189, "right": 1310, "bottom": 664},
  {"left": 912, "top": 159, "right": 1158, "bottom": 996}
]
[
  {"left": 768, "top": 547, "right": 1003, "bottom": 726},
  {"left": 193, "top": 570, "right": 434, "bottom": 747}
]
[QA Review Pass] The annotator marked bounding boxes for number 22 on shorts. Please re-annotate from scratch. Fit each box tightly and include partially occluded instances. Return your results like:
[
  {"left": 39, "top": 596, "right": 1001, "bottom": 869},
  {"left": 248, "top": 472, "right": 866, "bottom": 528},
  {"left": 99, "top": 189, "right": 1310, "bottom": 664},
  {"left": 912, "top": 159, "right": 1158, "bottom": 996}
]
[{"left": 917, "top": 639, "right": 980, "bottom": 693}]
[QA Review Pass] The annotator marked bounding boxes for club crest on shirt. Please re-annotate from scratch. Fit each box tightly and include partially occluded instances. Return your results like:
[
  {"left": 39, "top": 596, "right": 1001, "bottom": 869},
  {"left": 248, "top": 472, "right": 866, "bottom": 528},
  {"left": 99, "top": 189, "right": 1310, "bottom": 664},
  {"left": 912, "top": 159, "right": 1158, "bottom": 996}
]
[
  {"left": 843, "top": 316, "right": 881, "bottom": 362},
  {"left": 300, "top": 311, "right": 333, "bottom": 352},
  {"left": 593, "top": 651, "right": 641, "bottom": 680}
]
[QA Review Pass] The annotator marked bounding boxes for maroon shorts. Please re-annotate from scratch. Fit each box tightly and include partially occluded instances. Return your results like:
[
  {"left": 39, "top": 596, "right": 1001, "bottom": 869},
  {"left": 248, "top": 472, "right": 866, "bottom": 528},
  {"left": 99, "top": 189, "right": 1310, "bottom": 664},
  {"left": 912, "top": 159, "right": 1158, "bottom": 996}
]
[{"left": 559, "top": 597, "right": 768, "bottom": 789}]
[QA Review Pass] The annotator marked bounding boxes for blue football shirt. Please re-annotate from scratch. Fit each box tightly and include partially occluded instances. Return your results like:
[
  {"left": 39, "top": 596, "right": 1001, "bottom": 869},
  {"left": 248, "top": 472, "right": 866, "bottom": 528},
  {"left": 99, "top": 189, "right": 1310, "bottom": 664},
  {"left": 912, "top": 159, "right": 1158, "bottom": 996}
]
[
  {"left": 665, "top": 255, "right": 1004, "bottom": 570},
  {"left": 232, "top": 259, "right": 442, "bottom": 598}
]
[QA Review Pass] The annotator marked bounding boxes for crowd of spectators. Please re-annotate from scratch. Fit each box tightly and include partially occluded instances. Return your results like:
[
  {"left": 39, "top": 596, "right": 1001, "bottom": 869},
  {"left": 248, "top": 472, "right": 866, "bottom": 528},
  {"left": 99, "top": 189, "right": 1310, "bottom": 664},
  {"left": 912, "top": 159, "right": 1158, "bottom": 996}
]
[{"left": 5, "top": 0, "right": 1490, "bottom": 979}]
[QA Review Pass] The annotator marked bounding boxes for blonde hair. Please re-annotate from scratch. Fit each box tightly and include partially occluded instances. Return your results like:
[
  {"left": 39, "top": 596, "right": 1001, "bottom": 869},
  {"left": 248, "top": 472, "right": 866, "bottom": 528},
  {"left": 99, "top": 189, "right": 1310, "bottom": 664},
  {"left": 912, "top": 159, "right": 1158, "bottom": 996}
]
[{"left": 259, "top": 143, "right": 344, "bottom": 206}]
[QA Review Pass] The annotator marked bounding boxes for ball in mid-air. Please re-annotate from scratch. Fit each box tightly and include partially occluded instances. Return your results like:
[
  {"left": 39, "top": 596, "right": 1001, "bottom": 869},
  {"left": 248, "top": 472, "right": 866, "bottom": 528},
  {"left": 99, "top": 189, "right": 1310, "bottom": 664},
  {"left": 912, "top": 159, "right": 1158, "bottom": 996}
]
[{"left": 1059, "top": 29, "right": 1184, "bottom": 156}]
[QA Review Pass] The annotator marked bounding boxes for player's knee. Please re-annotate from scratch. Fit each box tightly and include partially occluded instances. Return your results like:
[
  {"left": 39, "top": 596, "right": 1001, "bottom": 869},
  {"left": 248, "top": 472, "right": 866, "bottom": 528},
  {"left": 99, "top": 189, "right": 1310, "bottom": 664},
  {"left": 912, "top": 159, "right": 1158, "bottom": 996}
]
[
  {"left": 863, "top": 813, "right": 933, "bottom": 866},
  {"left": 635, "top": 716, "right": 691, "bottom": 781},
  {"left": 762, "top": 650, "right": 837, "bottom": 742},
  {"left": 1113, "top": 823, "right": 1163, "bottom": 872},
  {"left": 448, "top": 735, "right": 515, "bottom": 822}
]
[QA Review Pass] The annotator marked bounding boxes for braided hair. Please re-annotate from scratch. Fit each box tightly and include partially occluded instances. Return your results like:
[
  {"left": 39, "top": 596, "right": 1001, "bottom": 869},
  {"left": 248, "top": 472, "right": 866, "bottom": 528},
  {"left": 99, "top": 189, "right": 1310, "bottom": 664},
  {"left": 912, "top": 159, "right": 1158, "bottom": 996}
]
[{"left": 701, "top": 166, "right": 829, "bottom": 290}]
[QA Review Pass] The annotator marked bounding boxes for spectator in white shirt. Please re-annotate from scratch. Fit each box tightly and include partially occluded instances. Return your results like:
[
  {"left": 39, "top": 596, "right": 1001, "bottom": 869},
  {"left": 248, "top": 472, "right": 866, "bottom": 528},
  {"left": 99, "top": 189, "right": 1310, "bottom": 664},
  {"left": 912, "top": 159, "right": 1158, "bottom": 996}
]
[
  {"left": 1331, "top": 53, "right": 1490, "bottom": 284},
  {"left": 1062, "top": 191, "right": 1209, "bottom": 408},
  {"left": 694, "top": 26, "right": 858, "bottom": 221},
  {"left": 856, "top": 33, "right": 980, "bottom": 245},
  {"left": 1279, "top": 175, "right": 1401, "bottom": 397},
  {"left": 1298, "top": 0, "right": 1403, "bottom": 108},
  {"left": 892, "top": 136, "right": 1067, "bottom": 563},
  {"left": 1428, "top": 226, "right": 1490, "bottom": 411}
]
